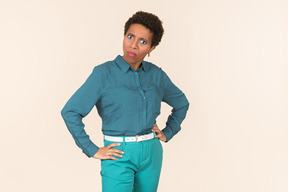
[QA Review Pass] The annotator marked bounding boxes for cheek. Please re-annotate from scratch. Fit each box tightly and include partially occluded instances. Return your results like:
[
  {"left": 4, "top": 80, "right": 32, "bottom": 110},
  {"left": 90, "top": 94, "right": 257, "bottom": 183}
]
[
  {"left": 140, "top": 47, "right": 150, "bottom": 55},
  {"left": 122, "top": 40, "right": 127, "bottom": 49},
  {"left": 123, "top": 38, "right": 129, "bottom": 48}
]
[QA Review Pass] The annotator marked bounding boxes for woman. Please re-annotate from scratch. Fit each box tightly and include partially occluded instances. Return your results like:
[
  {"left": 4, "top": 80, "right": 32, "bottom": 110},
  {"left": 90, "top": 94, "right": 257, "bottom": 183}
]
[{"left": 61, "top": 11, "right": 189, "bottom": 192}]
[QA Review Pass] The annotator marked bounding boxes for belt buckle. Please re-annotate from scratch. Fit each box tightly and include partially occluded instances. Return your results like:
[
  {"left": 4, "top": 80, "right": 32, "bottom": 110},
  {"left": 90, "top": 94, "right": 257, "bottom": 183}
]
[{"left": 135, "top": 135, "right": 140, "bottom": 142}]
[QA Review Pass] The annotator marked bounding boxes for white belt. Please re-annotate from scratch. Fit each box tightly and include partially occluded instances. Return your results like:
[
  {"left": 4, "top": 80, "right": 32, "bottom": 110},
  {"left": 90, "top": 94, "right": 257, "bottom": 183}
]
[{"left": 104, "top": 132, "right": 155, "bottom": 142}]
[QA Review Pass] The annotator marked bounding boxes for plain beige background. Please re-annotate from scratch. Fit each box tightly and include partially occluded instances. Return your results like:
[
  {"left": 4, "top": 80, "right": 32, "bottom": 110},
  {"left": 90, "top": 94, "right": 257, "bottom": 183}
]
[{"left": 1, "top": 0, "right": 288, "bottom": 191}]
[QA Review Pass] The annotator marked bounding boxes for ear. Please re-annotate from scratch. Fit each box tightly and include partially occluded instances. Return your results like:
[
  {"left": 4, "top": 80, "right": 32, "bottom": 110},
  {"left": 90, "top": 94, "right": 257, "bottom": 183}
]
[{"left": 149, "top": 46, "right": 156, "bottom": 54}]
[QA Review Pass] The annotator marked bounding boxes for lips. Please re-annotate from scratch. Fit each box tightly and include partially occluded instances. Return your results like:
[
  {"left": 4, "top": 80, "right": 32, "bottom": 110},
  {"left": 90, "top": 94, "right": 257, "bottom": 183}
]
[{"left": 128, "top": 51, "right": 136, "bottom": 57}]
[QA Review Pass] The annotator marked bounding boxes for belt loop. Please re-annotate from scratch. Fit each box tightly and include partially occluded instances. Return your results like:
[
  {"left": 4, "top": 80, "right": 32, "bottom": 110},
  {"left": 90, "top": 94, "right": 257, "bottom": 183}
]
[{"left": 122, "top": 136, "right": 126, "bottom": 147}]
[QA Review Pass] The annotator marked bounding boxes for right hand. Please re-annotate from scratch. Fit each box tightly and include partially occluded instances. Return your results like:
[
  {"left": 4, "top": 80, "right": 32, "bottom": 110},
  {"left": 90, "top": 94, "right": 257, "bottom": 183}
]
[{"left": 92, "top": 143, "right": 124, "bottom": 160}]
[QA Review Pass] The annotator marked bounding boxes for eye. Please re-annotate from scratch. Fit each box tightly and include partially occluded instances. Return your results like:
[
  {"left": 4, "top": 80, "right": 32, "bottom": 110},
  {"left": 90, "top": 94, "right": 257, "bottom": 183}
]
[
  {"left": 140, "top": 39, "right": 147, "bottom": 45},
  {"left": 127, "top": 34, "right": 134, "bottom": 40}
]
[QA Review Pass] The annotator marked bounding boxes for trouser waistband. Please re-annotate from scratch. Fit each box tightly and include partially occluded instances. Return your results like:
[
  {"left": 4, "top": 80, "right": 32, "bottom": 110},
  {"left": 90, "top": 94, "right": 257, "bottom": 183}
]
[{"left": 104, "top": 132, "right": 155, "bottom": 142}]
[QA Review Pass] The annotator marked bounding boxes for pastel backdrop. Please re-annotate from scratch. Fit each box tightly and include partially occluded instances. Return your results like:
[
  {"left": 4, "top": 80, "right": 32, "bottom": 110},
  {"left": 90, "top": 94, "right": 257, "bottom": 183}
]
[{"left": 0, "top": 0, "right": 287, "bottom": 191}]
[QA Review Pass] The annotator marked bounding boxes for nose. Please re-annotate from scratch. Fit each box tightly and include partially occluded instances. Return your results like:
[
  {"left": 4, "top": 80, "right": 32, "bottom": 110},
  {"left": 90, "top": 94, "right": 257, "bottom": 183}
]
[{"left": 131, "top": 40, "right": 138, "bottom": 50}]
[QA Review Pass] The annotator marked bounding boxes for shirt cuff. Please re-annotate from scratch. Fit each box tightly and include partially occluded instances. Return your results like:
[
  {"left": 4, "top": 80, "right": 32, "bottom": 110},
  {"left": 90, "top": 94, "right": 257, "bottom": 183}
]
[
  {"left": 84, "top": 142, "right": 99, "bottom": 158},
  {"left": 162, "top": 126, "right": 175, "bottom": 142}
]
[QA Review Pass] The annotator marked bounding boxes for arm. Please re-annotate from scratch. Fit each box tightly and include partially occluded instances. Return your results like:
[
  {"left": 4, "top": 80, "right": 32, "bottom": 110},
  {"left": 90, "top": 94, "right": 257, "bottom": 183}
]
[
  {"left": 161, "top": 71, "right": 189, "bottom": 142},
  {"left": 61, "top": 67, "right": 102, "bottom": 157}
]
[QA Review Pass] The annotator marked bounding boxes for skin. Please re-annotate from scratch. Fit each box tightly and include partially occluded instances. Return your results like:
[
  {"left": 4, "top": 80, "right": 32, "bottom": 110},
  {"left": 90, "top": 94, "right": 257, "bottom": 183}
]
[
  {"left": 122, "top": 23, "right": 155, "bottom": 71},
  {"left": 92, "top": 24, "right": 167, "bottom": 160},
  {"left": 152, "top": 123, "right": 167, "bottom": 142}
]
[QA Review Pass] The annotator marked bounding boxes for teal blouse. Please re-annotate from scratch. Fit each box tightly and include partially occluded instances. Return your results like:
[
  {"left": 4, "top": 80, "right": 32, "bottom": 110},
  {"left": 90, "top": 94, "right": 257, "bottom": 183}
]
[{"left": 61, "top": 55, "right": 189, "bottom": 157}]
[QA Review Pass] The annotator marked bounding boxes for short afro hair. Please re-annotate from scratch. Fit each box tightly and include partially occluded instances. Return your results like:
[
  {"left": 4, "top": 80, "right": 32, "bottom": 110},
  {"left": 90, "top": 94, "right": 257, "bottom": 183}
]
[{"left": 124, "top": 11, "right": 164, "bottom": 47}]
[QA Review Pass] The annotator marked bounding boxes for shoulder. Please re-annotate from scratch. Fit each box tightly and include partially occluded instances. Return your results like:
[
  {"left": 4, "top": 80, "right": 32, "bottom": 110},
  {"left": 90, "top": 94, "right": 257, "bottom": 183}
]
[
  {"left": 143, "top": 60, "right": 171, "bottom": 88},
  {"left": 85, "top": 60, "right": 114, "bottom": 82},
  {"left": 143, "top": 60, "right": 166, "bottom": 75},
  {"left": 92, "top": 60, "right": 111, "bottom": 71},
  {"left": 91, "top": 59, "right": 115, "bottom": 74},
  {"left": 144, "top": 60, "right": 170, "bottom": 79}
]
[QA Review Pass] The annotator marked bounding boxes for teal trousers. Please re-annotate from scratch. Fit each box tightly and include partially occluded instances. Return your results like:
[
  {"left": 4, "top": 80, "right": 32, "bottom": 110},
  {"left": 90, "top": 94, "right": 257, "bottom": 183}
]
[{"left": 101, "top": 137, "right": 163, "bottom": 192}]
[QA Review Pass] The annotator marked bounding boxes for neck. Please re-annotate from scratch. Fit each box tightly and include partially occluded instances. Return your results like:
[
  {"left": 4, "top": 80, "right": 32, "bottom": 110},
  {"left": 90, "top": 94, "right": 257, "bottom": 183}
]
[
  {"left": 130, "top": 63, "right": 141, "bottom": 71},
  {"left": 121, "top": 56, "right": 142, "bottom": 71}
]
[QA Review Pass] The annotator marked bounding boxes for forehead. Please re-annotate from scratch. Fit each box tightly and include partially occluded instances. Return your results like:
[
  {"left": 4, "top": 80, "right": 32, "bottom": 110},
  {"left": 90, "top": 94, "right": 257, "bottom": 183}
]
[{"left": 127, "top": 24, "right": 153, "bottom": 40}]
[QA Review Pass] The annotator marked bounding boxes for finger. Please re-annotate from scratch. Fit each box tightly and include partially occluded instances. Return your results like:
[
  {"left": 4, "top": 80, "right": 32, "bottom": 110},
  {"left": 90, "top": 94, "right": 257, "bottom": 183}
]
[
  {"left": 107, "top": 143, "right": 121, "bottom": 149},
  {"left": 153, "top": 124, "right": 159, "bottom": 129},
  {"left": 106, "top": 149, "right": 124, "bottom": 156},
  {"left": 151, "top": 127, "right": 160, "bottom": 131},
  {"left": 108, "top": 156, "right": 118, "bottom": 160},
  {"left": 112, "top": 152, "right": 123, "bottom": 158},
  {"left": 155, "top": 134, "right": 161, "bottom": 138},
  {"left": 101, "top": 153, "right": 118, "bottom": 160},
  {"left": 112, "top": 149, "right": 125, "bottom": 154},
  {"left": 152, "top": 129, "right": 161, "bottom": 134},
  {"left": 152, "top": 126, "right": 159, "bottom": 130},
  {"left": 156, "top": 131, "right": 164, "bottom": 138},
  {"left": 106, "top": 150, "right": 123, "bottom": 158}
]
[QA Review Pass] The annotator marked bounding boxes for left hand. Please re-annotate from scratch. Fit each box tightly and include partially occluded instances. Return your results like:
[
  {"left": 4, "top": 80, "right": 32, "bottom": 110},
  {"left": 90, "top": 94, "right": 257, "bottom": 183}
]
[{"left": 152, "top": 124, "right": 167, "bottom": 142}]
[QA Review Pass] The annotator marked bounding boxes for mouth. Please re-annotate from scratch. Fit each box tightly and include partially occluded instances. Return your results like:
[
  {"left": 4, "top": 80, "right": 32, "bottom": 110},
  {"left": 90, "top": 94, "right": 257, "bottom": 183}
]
[{"left": 127, "top": 51, "right": 136, "bottom": 57}]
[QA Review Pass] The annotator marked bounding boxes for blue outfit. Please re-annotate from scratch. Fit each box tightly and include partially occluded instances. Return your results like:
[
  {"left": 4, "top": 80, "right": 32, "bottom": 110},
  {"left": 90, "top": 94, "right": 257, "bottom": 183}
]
[
  {"left": 101, "top": 137, "right": 163, "bottom": 192},
  {"left": 61, "top": 55, "right": 189, "bottom": 191}
]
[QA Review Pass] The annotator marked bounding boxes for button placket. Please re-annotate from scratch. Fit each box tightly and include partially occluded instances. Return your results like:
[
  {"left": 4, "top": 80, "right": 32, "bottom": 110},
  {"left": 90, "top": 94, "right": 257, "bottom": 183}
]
[{"left": 134, "top": 71, "right": 147, "bottom": 128}]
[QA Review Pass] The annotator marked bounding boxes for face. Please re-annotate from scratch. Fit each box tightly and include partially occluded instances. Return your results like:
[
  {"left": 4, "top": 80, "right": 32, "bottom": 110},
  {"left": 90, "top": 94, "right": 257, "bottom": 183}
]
[{"left": 122, "top": 24, "right": 155, "bottom": 69}]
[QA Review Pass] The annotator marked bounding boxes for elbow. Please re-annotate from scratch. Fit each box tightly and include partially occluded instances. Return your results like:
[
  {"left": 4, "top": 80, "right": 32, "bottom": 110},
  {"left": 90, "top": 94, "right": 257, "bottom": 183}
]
[
  {"left": 184, "top": 96, "right": 190, "bottom": 110},
  {"left": 186, "top": 101, "right": 190, "bottom": 110},
  {"left": 61, "top": 106, "right": 68, "bottom": 119}
]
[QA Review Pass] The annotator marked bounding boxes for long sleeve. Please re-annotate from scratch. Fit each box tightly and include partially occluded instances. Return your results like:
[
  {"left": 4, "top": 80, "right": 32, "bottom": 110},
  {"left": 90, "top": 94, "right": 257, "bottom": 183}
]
[
  {"left": 61, "top": 66, "right": 103, "bottom": 157},
  {"left": 161, "top": 71, "right": 189, "bottom": 142}
]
